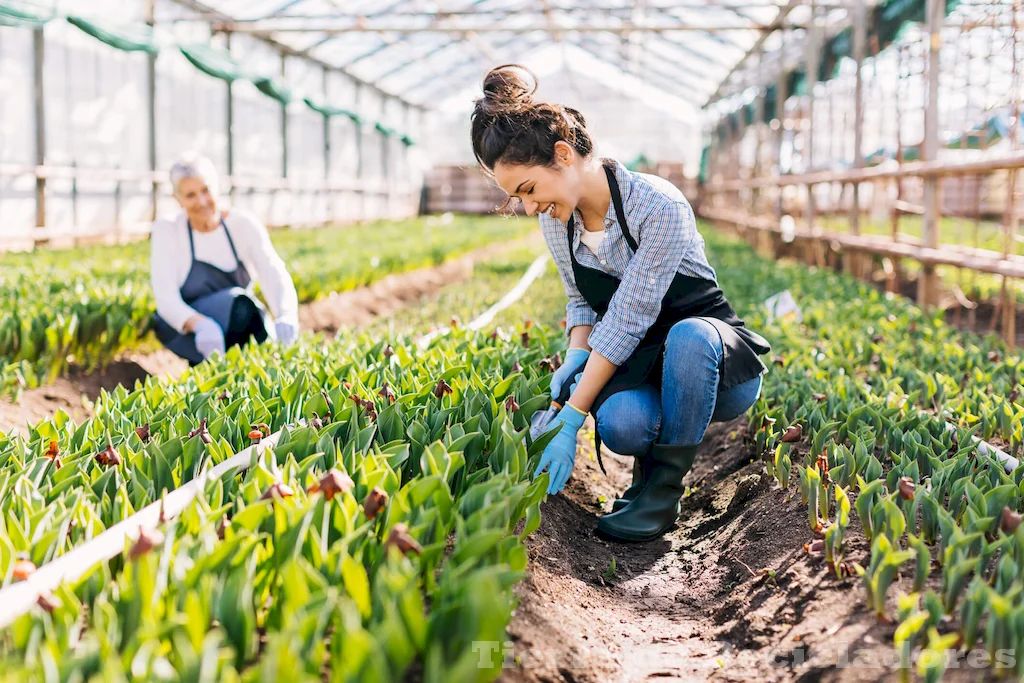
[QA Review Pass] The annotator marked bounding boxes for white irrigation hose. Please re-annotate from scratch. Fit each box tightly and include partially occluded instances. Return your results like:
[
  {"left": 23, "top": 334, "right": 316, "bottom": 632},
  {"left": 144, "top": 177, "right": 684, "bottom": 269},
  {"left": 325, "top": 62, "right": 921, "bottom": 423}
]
[
  {"left": 416, "top": 254, "right": 550, "bottom": 349},
  {"left": 938, "top": 414, "right": 1020, "bottom": 473},
  {"left": 0, "top": 427, "right": 290, "bottom": 629}
]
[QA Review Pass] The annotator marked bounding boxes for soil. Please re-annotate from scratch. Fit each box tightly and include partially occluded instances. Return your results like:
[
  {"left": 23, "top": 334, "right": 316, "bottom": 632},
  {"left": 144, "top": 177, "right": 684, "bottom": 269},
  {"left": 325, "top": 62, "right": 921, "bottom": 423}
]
[
  {"left": 500, "top": 420, "right": 1004, "bottom": 682},
  {"left": 0, "top": 241, "right": 529, "bottom": 435}
]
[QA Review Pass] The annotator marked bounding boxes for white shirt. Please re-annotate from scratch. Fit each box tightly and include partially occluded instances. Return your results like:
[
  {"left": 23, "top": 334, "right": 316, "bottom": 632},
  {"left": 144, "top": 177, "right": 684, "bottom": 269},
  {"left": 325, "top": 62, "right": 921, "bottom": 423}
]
[
  {"left": 150, "top": 208, "right": 299, "bottom": 334},
  {"left": 579, "top": 228, "right": 605, "bottom": 254}
]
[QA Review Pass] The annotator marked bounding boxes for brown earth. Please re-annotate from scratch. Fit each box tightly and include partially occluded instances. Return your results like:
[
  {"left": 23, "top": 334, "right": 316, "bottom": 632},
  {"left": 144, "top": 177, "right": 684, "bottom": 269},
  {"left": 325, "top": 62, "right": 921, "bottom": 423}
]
[
  {"left": 500, "top": 419, "right": 1005, "bottom": 682},
  {"left": 0, "top": 240, "right": 534, "bottom": 434}
]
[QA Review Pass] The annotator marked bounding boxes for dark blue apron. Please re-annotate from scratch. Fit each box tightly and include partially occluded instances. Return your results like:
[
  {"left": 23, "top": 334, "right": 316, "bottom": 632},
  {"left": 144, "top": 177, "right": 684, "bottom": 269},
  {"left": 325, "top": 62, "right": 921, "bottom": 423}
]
[
  {"left": 566, "top": 162, "right": 771, "bottom": 471},
  {"left": 152, "top": 218, "right": 267, "bottom": 365}
]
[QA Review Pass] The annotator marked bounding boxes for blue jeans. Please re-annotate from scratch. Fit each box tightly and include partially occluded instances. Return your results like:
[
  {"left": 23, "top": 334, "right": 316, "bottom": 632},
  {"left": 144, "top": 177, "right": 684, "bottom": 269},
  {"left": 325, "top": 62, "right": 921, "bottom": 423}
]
[{"left": 595, "top": 318, "right": 764, "bottom": 453}]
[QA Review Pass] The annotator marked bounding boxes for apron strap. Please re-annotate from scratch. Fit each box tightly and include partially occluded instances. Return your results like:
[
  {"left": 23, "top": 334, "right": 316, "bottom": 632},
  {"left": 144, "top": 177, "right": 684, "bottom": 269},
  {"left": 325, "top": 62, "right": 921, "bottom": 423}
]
[
  {"left": 602, "top": 162, "right": 638, "bottom": 254},
  {"left": 220, "top": 217, "right": 242, "bottom": 265},
  {"left": 186, "top": 220, "right": 197, "bottom": 263}
]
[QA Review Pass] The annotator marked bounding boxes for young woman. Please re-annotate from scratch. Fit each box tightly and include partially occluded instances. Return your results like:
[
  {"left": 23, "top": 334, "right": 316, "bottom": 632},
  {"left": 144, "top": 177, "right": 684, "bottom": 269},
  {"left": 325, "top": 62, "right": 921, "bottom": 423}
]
[
  {"left": 471, "top": 65, "right": 772, "bottom": 543},
  {"left": 150, "top": 153, "right": 300, "bottom": 366}
]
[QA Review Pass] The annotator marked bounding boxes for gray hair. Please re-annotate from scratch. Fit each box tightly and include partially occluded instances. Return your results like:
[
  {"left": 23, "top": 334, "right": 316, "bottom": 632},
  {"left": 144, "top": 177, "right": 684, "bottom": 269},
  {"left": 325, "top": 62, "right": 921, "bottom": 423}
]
[{"left": 169, "top": 152, "right": 219, "bottom": 196}]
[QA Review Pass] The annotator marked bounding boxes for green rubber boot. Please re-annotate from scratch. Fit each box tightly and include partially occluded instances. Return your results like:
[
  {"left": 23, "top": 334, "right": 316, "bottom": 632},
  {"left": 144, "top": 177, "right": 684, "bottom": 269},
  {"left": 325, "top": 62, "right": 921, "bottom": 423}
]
[
  {"left": 596, "top": 444, "right": 699, "bottom": 542},
  {"left": 610, "top": 453, "right": 649, "bottom": 512}
]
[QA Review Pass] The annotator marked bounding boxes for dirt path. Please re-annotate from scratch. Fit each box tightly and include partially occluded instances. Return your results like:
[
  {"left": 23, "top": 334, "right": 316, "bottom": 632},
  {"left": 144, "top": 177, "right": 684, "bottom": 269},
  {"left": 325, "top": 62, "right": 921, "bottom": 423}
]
[
  {"left": 501, "top": 420, "right": 1001, "bottom": 682},
  {"left": 0, "top": 239, "right": 536, "bottom": 434}
]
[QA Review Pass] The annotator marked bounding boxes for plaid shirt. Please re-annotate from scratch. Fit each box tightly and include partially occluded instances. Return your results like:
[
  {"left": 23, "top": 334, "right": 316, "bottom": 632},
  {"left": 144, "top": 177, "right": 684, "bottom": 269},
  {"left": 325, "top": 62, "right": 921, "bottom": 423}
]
[{"left": 539, "top": 158, "right": 716, "bottom": 366}]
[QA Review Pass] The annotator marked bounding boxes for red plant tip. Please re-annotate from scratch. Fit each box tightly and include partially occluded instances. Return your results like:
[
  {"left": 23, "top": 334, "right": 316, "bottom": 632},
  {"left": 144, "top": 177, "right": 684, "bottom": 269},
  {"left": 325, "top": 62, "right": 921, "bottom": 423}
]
[
  {"left": 1001, "top": 507, "right": 1023, "bottom": 533},
  {"left": 217, "top": 390, "right": 231, "bottom": 402},
  {"left": 511, "top": 361, "right": 522, "bottom": 374},
  {"left": 187, "top": 417, "right": 212, "bottom": 444},
  {"left": 772, "top": 355, "right": 785, "bottom": 367},
  {"left": 559, "top": 318, "right": 567, "bottom": 328},
  {"left": 95, "top": 444, "right": 122, "bottom": 467},
  {"left": 505, "top": 395, "right": 520, "bottom": 413},
  {"left": 552, "top": 352, "right": 563, "bottom": 370},
  {"left": 804, "top": 539, "right": 825, "bottom": 555},
  {"left": 135, "top": 423, "right": 151, "bottom": 443},
  {"left": 386, "top": 523, "right": 423, "bottom": 556},
  {"left": 450, "top": 316, "right": 460, "bottom": 328},
  {"left": 343, "top": 381, "right": 353, "bottom": 390},
  {"left": 12, "top": 559, "right": 36, "bottom": 581},
  {"left": 909, "top": 322, "right": 919, "bottom": 332},
  {"left": 217, "top": 515, "right": 229, "bottom": 540},
  {"left": 383, "top": 344, "right": 395, "bottom": 358},
  {"left": 433, "top": 379, "right": 453, "bottom": 398},
  {"left": 248, "top": 429, "right": 264, "bottom": 442},
  {"left": 897, "top": 477, "right": 916, "bottom": 501},
  {"left": 988, "top": 351, "right": 1001, "bottom": 363},
  {"left": 128, "top": 527, "right": 165, "bottom": 561},
  {"left": 760, "top": 416, "right": 777, "bottom": 431},
  {"left": 1010, "top": 388, "right": 1021, "bottom": 403},
  {"left": 45, "top": 440, "right": 59, "bottom": 460},
  {"left": 539, "top": 357, "right": 557, "bottom": 374},
  {"left": 871, "top": 334, "right": 884, "bottom": 344},
  {"left": 363, "top": 487, "right": 389, "bottom": 519},
  {"left": 816, "top": 453, "right": 830, "bottom": 480},
  {"left": 310, "top": 412, "right": 324, "bottom": 430},
  {"left": 260, "top": 481, "right": 295, "bottom": 502},
  {"left": 812, "top": 393, "right": 828, "bottom": 402},
  {"left": 36, "top": 593, "right": 59, "bottom": 614},
  {"left": 521, "top": 332, "right": 530, "bottom": 347},
  {"left": 489, "top": 329, "right": 498, "bottom": 340},
  {"left": 780, "top": 425, "right": 802, "bottom": 443},
  {"left": 308, "top": 469, "right": 355, "bottom": 501},
  {"left": 524, "top": 319, "right": 534, "bottom": 329},
  {"left": 378, "top": 383, "right": 397, "bottom": 404}
]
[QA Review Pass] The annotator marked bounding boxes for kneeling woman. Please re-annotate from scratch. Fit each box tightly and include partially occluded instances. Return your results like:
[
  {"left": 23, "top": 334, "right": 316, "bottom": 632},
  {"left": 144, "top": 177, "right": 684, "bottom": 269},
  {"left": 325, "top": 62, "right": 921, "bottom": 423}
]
[
  {"left": 471, "top": 66, "right": 772, "bottom": 543},
  {"left": 150, "top": 154, "right": 300, "bottom": 365}
]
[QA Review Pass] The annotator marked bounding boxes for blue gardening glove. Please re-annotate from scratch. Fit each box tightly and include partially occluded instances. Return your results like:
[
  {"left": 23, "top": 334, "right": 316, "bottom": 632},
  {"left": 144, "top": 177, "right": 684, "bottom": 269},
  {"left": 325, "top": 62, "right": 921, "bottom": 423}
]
[
  {"left": 193, "top": 317, "right": 225, "bottom": 359},
  {"left": 569, "top": 371, "right": 583, "bottom": 396},
  {"left": 533, "top": 403, "right": 587, "bottom": 494},
  {"left": 275, "top": 319, "right": 299, "bottom": 345},
  {"left": 550, "top": 348, "right": 590, "bottom": 402}
]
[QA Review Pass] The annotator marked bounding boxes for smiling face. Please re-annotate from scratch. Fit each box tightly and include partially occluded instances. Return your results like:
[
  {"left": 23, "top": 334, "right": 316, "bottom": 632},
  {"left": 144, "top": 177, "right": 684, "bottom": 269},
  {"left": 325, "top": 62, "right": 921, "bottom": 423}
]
[
  {"left": 174, "top": 176, "right": 219, "bottom": 229},
  {"left": 493, "top": 140, "right": 583, "bottom": 223}
]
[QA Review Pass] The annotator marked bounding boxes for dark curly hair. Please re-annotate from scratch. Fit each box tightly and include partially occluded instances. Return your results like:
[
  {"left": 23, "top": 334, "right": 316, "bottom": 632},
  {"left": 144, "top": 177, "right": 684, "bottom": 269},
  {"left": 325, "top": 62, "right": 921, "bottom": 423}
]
[{"left": 471, "top": 64, "right": 595, "bottom": 174}]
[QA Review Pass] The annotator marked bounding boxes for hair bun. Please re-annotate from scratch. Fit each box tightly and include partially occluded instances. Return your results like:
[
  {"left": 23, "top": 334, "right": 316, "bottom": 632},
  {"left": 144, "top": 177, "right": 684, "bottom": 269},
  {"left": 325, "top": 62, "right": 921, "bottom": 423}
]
[{"left": 479, "top": 64, "right": 538, "bottom": 117}]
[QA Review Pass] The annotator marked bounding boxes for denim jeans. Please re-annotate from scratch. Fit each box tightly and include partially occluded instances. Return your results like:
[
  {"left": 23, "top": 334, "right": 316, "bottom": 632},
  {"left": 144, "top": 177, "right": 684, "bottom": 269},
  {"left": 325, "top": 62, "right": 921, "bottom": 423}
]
[{"left": 595, "top": 318, "right": 764, "bottom": 453}]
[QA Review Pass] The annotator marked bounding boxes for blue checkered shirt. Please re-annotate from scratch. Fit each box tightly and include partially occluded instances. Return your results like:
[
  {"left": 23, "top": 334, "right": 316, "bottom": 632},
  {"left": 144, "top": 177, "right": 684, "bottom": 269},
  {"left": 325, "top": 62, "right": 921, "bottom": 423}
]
[{"left": 539, "top": 158, "right": 716, "bottom": 366}]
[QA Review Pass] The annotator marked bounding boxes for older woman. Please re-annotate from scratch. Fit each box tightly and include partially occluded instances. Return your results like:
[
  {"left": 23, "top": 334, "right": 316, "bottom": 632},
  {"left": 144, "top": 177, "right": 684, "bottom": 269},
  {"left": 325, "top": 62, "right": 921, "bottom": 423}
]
[{"left": 150, "top": 153, "right": 299, "bottom": 365}]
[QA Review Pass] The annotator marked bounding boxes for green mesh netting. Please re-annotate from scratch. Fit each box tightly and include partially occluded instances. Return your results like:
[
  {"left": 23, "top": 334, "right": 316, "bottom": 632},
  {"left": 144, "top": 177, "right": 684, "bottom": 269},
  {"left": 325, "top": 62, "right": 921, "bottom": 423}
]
[
  {"left": 946, "top": 113, "right": 1020, "bottom": 150},
  {"left": 66, "top": 15, "right": 158, "bottom": 54},
  {"left": 400, "top": 134, "right": 415, "bottom": 147},
  {"left": 0, "top": 0, "right": 53, "bottom": 28},
  {"left": 374, "top": 122, "right": 396, "bottom": 137},
  {"left": 698, "top": 145, "right": 710, "bottom": 184},
  {"left": 303, "top": 97, "right": 364, "bottom": 125},
  {"left": 712, "top": 0, "right": 963, "bottom": 146},
  {"left": 179, "top": 44, "right": 249, "bottom": 82},
  {"left": 253, "top": 76, "right": 292, "bottom": 105}
]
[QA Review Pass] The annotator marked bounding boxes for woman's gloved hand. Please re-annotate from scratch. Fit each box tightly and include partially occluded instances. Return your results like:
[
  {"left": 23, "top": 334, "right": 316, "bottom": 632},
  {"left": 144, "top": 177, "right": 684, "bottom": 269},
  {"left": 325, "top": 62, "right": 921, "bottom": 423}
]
[
  {"left": 550, "top": 348, "right": 590, "bottom": 401},
  {"left": 533, "top": 403, "right": 587, "bottom": 494},
  {"left": 275, "top": 319, "right": 299, "bottom": 345},
  {"left": 193, "top": 317, "right": 225, "bottom": 359}
]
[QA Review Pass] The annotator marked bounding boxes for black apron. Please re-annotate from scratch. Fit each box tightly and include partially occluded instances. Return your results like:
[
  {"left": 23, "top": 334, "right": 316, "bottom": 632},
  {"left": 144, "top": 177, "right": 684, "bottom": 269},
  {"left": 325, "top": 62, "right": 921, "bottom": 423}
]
[
  {"left": 570, "top": 163, "right": 771, "bottom": 470},
  {"left": 153, "top": 218, "right": 264, "bottom": 364}
]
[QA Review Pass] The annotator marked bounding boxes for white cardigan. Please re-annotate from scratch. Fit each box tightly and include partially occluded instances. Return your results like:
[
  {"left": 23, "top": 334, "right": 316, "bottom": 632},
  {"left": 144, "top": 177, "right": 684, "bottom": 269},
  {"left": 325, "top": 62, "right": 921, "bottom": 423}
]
[{"left": 150, "top": 209, "right": 299, "bottom": 334}]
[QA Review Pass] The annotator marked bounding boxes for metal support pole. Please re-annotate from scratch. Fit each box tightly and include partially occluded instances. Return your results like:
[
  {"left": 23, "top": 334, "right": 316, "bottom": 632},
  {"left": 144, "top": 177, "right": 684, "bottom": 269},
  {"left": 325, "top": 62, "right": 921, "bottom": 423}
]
[
  {"left": 918, "top": 0, "right": 943, "bottom": 309},
  {"left": 225, "top": 33, "right": 235, "bottom": 200},
  {"left": 805, "top": 4, "right": 819, "bottom": 247},
  {"left": 281, "top": 54, "right": 288, "bottom": 179},
  {"left": 775, "top": 29, "right": 788, "bottom": 224},
  {"left": 1001, "top": 0, "right": 1021, "bottom": 344},
  {"left": 353, "top": 81, "right": 364, "bottom": 220},
  {"left": 322, "top": 66, "right": 331, "bottom": 180},
  {"left": 32, "top": 27, "right": 45, "bottom": 231},
  {"left": 753, "top": 44, "right": 765, "bottom": 225},
  {"left": 847, "top": 0, "right": 866, "bottom": 275},
  {"left": 146, "top": 0, "right": 158, "bottom": 220}
]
